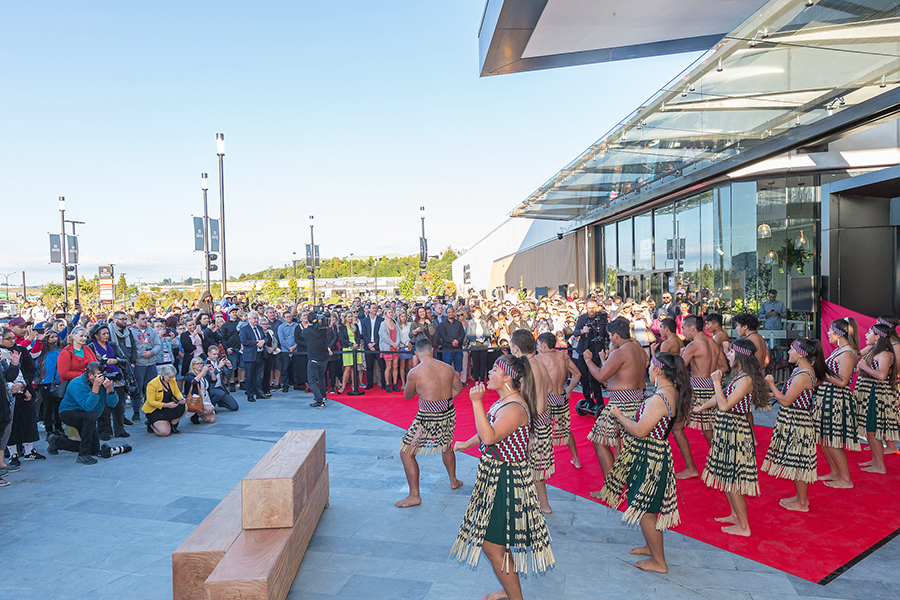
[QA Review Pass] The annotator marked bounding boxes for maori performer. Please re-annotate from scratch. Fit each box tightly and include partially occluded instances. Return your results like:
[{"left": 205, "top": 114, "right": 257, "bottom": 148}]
[
  {"left": 855, "top": 324, "right": 900, "bottom": 474},
  {"left": 395, "top": 338, "right": 463, "bottom": 508},
  {"left": 536, "top": 332, "right": 582, "bottom": 469},
  {"left": 452, "top": 355, "right": 554, "bottom": 600},
  {"left": 597, "top": 352, "right": 693, "bottom": 574}
]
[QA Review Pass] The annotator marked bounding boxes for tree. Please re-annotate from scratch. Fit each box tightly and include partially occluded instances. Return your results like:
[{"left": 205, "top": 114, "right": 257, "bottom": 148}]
[
  {"left": 287, "top": 269, "right": 299, "bottom": 303},
  {"left": 135, "top": 292, "right": 155, "bottom": 309},
  {"left": 397, "top": 267, "right": 420, "bottom": 301},
  {"left": 116, "top": 274, "right": 127, "bottom": 297},
  {"left": 42, "top": 282, "right": 64, "bottom": 302}
]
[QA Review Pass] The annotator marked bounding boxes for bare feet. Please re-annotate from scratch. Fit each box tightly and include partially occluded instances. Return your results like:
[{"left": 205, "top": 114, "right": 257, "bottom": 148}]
[
  {"left": 722, "top": 524, "right": 751, "bottom": 537},
  {"left": 823, "top": 479, "right": 854, "bottom": 489},
  {"left": 483, "top": 591, "right": 508, "bottom": 600},
  {"left": 589, "top": 490, "right": 604, "bottom": 500},
  {"left": 540, "top": 505, "right": 553, "bottom": 514},
  {"left": 394, "top": 495, "right": 422, "bottom": 508},
  {"left": 886, "top": 442, "right": 899, "bottom": 455},
  {"left": 629, "top": 546, "right": 651, "bottom": 556},
  {"left": 858, "top": 459, "right": 873, "bottom": 467},
  {"left": 675, "top": 468, "right": 699, "bottom": 480},
  {"left": 779, "top": 498, "right": 809, "bottom": 513},
  {"left": 450, "top": 479, "right": 464, "bottom": 490},
  {"left": 634, "top": 558, "right": 668, "bottom": 573},
  {"left": 817, "top": 472, "right": 838, "bottom": 482},
  {"left": 780, "top": 495, "right": 797, "bottom": 504},
  {"left": 861, "top": 465, "right": 887, "bottom": 474},
  {"left": 571, "top": 458, "right": 582, "bottom": 469},
  {"left": 714, "top": 514, "right": 738, "bottom": 524}
]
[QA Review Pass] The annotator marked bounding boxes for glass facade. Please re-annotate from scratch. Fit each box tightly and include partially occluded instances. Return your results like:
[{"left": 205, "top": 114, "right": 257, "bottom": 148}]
[{"left": 598, "top": 175, "right": 820, "bottom": 327}]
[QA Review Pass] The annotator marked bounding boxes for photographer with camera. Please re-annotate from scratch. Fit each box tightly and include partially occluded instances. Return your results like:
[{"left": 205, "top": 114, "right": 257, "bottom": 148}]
[
  {"left": 89, "top": 324, "right": 129, "bottom": 440},
  {"left": 301, "top": 309, "right": 339, "bottom": 408},
  {"left": 52, "top": 362, "right": 118, "bottom": 464},
  {"left": 572, "top": 300, "right": 608, "bottom": 414}
]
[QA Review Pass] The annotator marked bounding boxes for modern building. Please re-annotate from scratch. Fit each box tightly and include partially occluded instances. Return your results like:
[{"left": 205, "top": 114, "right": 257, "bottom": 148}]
[{"left": 455, "top": 0, "right": 900, "bottom": 349}]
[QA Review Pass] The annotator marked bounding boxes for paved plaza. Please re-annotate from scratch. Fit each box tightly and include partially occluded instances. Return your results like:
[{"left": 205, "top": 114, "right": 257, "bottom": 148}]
[{"left": 1, "top": 390, "right": 898, "bottom": 600}]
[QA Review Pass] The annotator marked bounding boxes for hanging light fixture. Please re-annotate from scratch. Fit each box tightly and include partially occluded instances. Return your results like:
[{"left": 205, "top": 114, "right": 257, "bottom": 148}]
[
  {"left": 765, "top": 249, "right": 776, "bottom": 264},
  {"left": 794, "top": 230, "right": 807, "bottom": 249},
  {"left": 757, "top": 223, "right": 771, "bottom": 238}
]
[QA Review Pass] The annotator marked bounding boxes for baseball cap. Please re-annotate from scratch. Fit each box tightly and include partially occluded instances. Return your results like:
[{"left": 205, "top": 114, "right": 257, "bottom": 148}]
[{"left": 9, "top": 316, "right": 27, "bottom": 327}]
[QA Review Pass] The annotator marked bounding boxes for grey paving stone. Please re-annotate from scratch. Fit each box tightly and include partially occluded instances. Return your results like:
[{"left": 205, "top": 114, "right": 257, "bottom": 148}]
[{"left": 338, "top": 574, "right": 432, "bottom": 600}]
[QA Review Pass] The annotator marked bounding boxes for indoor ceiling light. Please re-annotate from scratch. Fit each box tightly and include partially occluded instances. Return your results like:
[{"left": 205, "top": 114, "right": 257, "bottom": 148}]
[
  {"left": 794, "top": 230, "right": 807, "bottom": 249},
  {"left": 758, "top": 223, "right": 772, "bottom": 238}
]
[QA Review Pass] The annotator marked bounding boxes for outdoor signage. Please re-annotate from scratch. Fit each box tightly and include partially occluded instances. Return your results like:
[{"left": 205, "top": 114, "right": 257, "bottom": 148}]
[
  {"left": 49, "top": 234, "right": 62, "bottom": 263},
  {"left": 209, "top": 218, "right": 220, "bottom": 252},
  {"left": 193, "top": 217, "right": 205, "bottom": 252},
  {"left": 66, "top": 235, "right": 79, "bottom": 264}
]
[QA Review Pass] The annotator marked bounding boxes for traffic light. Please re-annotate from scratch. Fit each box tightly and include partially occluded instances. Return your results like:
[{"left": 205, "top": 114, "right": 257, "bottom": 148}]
[
  {"left": 207, "top": 253, "right": 218, "bottom": 272},
  {"left": 307, "top": 265, "right": 315, "bottom": 280},
  {"left": 65, "top": 266, "right": 76, "bottom": 281}
]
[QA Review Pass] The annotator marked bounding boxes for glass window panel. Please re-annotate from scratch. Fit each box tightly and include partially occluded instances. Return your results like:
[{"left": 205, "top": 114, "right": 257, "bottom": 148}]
[
  {"left": 618, "top": 218, "right": 633, "bottom": 273},
  {"left": 731, "top": 182, "right": 758, "bottom": 313},
  {"left": 699, "top": 191, "right": 714, "bottom": 309},
  {"left": 654, "top": 205, "right": 675, "bottom": 272},
  {"left": 713, "top": 185, "right": 732, "bottom": 314},
  {"left": 604, "top": 223, "right": 617, "bottom": 293},
  {"left": 676, "top": 196, "right": 701, "bottom": 299},
  {"left": 633, "top": 212, "right": 653, "bottom": 271}
]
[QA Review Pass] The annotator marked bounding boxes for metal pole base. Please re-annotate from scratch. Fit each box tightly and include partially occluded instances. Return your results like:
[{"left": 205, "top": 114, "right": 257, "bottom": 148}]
[{"left": 347, "top": 348, "right": 365, "bottom": 396}]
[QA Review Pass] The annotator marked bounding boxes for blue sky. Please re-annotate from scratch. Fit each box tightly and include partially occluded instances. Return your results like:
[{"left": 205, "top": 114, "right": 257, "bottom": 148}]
[{"left": 0, "top": 1, "right": 700, "bottom": 286}]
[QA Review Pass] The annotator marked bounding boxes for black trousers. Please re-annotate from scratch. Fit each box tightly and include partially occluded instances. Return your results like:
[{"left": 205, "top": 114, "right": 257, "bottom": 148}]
[
  {"left": 98, "top": 386, "right": 127, "bottom": 438},
  {"left": 307, "top": 359, "right": 328, "bottom": 402},
  {"left": 261, "top": 354, "right": 275, "bottom": 394},
  {"left": 9, "top": 391, "right": 39, "bottom": 449},
  {"left": 293, "top": 353, "right": 308, "bottom": 386},
  {"left": 209, "top": 387, "right": 239, "bottom": 411},
  {"left": 244, "top": 360, "right": 263, "bottom": 399},
  {"left": 364, "top": 350, "right": 385, "bottom": 388},
  {"left": 577, "top": 354, "right": 605, "bottom": 406},
  {"left": 40, "top": 386, "right": 62, "bottom": 433},
  {"left": 470, "top": 349, "right": 488, "bottom": 382},
  {"left": 59, "top": 409, "right": 101, "bottom": 456}
]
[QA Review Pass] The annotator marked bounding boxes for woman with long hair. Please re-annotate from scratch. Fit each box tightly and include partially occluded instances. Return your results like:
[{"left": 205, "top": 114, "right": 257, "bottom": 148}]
[
  {"left": 452, "top": 354, "right": 553, "bottom": 599},
  {"left": 338, "top": 312, "right": 361, "bottom": 394},
  {"left": 762, "top": 338, "right": 824, "bottom": 512},
  {"left": 396, "top": 309, "right": 413, "bottom": 389},
  {"left": 695, "top": 337, "right": 769, "bottom": 537},
  {"left": 815, "top": 317, "right": 860, "bottom": 489},
  {"left": 409, "top": 306, "right": 435, "bottom": 369},
  {"left": 35, "top": 330, "right": 62, "bottom": 438},
  {"left": 379, "top": 309, "right": 401, "bottom": 392},
  {"left": 854, "top": 323, "right": 900, "bottom": 474},
  {"left": 183, "top": 357, "right": 218, "bottom": 425},
  {"left": 89, "top": 324, "right": 129, "bottom": 440},
  {"left": 179, "top": 318, "right": 205, "bottom": 377},
  {"left": 861, "top": 315, "right": 900, "bottom": 455},
  {"left": 597, "top": 352, "right": 693, "bottom": 573}
]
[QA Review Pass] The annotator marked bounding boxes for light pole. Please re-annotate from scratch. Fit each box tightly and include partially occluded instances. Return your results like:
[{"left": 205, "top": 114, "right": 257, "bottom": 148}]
[
  {"left": 309, "top": 216, "right": 316, "bottom": 302},
  {"left": 419, "top": 206, "right": 427, "bottom": 274},
  {"left": 292, "top": 252, "right": 298, "bottom": 303},
  {"left": 202, "top": 173, "right": 211, "bottom": 293},
  {"left": 349, "top": 253, "right": 354, "bottom": 278},
  {"left": 216, "top": 133, "right": 227, "bottom": 296},
  {"left": 59, "top": 197, "right": 69, "bottom": 307},
  {"left": 65, "top": 219, "right": 85, "bottom": 305},
  {"left": 1, "top": 272, "right": 16, "bottom": 305},
  {"left": 374, "top": 257, "right": 379, "bottom": 297}
]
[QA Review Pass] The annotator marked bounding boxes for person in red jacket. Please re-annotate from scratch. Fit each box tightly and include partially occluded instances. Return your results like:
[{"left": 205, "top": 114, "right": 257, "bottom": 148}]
[{"left": 57, "top": 327, "right": 98, "bottom": 382}]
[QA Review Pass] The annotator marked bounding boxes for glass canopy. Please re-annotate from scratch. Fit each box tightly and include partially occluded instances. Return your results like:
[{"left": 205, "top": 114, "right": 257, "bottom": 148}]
[{"left": 511, "top": 0, "right": 900, "bottom": 221}]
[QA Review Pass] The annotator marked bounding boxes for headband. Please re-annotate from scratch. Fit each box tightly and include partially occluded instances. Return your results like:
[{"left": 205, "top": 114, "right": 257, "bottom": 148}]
[
  {"left": 651, "top": 356, "right": 665, "bottom": 371},
  {"left": 874, "top": 327, "right": 890, "bottom": 338},
  {"left": 732, "top": 343, "right": 753, "bottom": 356},
  {"left": 829, "top": 324, "right": 847, "bottom": 338},
  {"left": 496, "top": 358, "right": 521, "bottom": 379},
  {"left": 876, "top": 317, "right": 896, "bottom": 330},
  {"left": 791, "top": 341, "right": 807, "bottom": 358}
]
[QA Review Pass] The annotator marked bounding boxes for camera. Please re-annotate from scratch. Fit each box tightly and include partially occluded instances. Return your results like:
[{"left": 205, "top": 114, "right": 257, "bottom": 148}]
[
  {"left": 585, "top": 313, "right": 609, "bottom": 350},
  {"left": 98, "top": 358, "right": 124, "bottom": 380},
  {"left": 310, "top": 308, "right": 330, "bottom": 330}
]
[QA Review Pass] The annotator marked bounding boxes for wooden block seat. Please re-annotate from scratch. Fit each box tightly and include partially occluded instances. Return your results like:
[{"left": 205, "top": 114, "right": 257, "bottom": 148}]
[
  {"left": 205, "top": 463, "right": 330, "bottom": 600},
  {"left": 241, "top": 429, "right": 326, "bottom": 530},
  {"left": 172, "top": 484, "right": 244, "bottom": 600}
]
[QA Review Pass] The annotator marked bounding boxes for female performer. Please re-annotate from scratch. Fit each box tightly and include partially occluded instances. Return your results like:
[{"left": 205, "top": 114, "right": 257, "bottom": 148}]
[
  {"left": 696, "top": 338, "right": 769, "bottom": 537},
  {"left": 854, "top": 323, "right": 900, "bottom": 474},
  {"left": 860, "top": 315, "right": 900, "bottom": 455},
  {"left": 452, "top": 355, "right": 553, "bottom": 600},
  {"left": 762, "top": 338, "right": 824, "bottom": 512},
  {"left": 815, "top": 317, "right": 860, "bottom": 489},
  {"left": 597, "top": 352, "right": 692, "bottom": 573}
]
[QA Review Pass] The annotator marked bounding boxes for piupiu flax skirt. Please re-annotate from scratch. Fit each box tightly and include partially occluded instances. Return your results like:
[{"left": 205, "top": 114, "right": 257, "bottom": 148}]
[
  {"left": 701, "top": 411, "right": 760, "bottom": 496},
  {"left": 588, "top": 390, "right": 645, "bottom": 447},
  {"left": 451, "top": 457, "right": 554, "bottom": 573},
  {"left": 530, "top": 413, "right": 555, "bottom": 481},
  {"left": 814, "top": 382, "right": 860, "bottom": 451},
  {"left": 688, "top": 378, "right": 716, "bottom": 431},
  {"left": 761, "top": 404, "right": 817, "bottom": 483},
  {"left": 399, "top": 404, "right": 456, "bottom": 455},
  {"left": 854, "top": 376, "right": 900, "bottom": 441},
  {"left": 597, "top": 435, "right": 680, "bottom": 530},
  {"left": 548, "top": 393, "right": 570, "bottom": 445}
]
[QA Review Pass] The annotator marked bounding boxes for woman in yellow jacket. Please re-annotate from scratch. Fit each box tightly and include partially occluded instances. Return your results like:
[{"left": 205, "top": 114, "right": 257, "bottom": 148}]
[{"left": 142, "top": 364, "right": 185, "bottom": 436}]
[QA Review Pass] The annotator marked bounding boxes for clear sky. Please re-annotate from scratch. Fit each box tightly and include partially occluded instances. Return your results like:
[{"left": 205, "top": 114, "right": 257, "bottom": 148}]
[{"left": 0, "top": 1, "right": 700, "bottom": 286}]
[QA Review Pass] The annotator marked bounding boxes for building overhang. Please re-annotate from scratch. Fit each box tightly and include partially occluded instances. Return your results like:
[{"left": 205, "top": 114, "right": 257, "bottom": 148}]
[{"left": 478, "top": 0, "right": 763, "bottom": 77}]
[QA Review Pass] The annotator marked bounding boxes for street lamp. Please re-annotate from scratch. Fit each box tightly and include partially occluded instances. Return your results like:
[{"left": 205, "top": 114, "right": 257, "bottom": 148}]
[
  {"left": 419, "top": 206, "right": 427, "bottom": 274},
  {"left": 1, "top": 272, "right": 16, "bottom": 306},
  {"left": 292, "top": 251, "right": 298, "bottom": 303},
  {"left": 216, "top": 133, "right": 227, "bottom": 296},
  {"left": 59, "top": 197, "right": 69, "bottom": 307},
  {"left": 65, "top": 219, "right": 85, "bottom": 305},
  {"left": 309, "top": 216, "right": 316, "bottom": 301},
  {"left": 201, "top": 172, "right": 211, "bottom": 293},
  {"left": 349, "top": 253, "right": 354, "bottom": 278}
]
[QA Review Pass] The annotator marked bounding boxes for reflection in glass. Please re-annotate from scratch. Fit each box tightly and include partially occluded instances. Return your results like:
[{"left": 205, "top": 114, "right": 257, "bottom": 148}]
[
  {"left": 604, "top": 223, "right": 617, "bottom": 294},
  {"left": 634, "top": 212, "right": 653, "bottom": 271},
  {"left": 654, "top": 205, "right": 675, "bottom": 272},
  {"left": 618, "top": 218, "right": 633, "bottom": 273}
]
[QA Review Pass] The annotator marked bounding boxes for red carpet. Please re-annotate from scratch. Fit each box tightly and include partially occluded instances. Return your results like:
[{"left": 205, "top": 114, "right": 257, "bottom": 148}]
[{"left": 333, "top": 383, "right": 900, "bottom": 583}]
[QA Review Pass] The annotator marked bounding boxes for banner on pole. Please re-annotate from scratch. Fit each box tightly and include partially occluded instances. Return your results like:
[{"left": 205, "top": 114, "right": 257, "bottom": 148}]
[
  {"left": 209, "top": 218, "right": 220, "bottom": 253},
  {"left": 49, "top": 234, "right": 62, "bottom": 264},
  {"left": 66, "top": 235, "right": 79, "bottom": 264},
  {"left": 193, "top": 217, "right": 205, "bottom": 251}
]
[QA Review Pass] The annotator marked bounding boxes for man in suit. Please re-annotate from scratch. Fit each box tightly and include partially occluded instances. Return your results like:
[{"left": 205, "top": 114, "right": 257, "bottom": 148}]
[
  {"left": 655, "top": 292, "right": 676, "bottom": 320},
  {"left": 239, "top": 310, "right": 268, "bottom": 402},
  {"left": 358, "top": 303, "right": 384, "bottom": 390}
]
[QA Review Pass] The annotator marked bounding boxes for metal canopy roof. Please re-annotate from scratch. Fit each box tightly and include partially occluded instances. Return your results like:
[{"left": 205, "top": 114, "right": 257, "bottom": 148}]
[{"left": 511, "top": 0, "right": 900, "bottom": 222}]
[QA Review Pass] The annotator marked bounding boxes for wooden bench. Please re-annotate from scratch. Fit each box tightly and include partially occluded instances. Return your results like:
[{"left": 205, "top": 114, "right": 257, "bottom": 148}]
[
  {"left": 205, "top": 463, "right": 329, "bottom": 600},
  {"left": 241, "top": 430, "right": 326, "bottom": 529},
  {"left": 172, "top": 484, "right": 243, "bottom": 600}
]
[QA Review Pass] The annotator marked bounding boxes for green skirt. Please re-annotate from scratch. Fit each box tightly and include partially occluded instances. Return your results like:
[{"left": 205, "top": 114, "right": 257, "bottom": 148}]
[
  {"left": 452, "top": 457, "right": 554, "bottom": 574},
  {"left": 814, "top": 382, "right": 860, "bottom": 451},
  {"left": 597, "top": 436, "right": 680, "bottom": 531},
  {"left": 761, "top": 404, "right": 817, "bottom": 483},
  {"left": 853, "top": 377, "right": 900, "bottom": 441},
  {"left": 702, "top": 411, "right": 760, "bottom": 496}
]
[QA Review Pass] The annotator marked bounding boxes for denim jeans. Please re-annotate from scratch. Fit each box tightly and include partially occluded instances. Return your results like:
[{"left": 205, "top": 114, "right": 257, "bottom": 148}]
[{"left": 307, "top": 359, "right": 328, "bottom": 402}]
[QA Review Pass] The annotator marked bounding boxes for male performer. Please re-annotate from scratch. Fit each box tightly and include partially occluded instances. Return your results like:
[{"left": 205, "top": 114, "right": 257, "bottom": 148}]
[
  {"left": 651, "top": 318, "right": 683, "bottom": 356},
  {"left": 734, "top": 313, "right": 770, "bottom": 433},
  {"left": 706, "top": 313, "right": 729, "bottom": 349},
  {"left": 510, "top": 329, "right": 553, "bottom": 513},
  {"left": 395, "top": 339, "right": 463, "bottom": 508},
  {"left": 674, "top": 315, "right": 727, "bottom": 479},
  {"left": 536, "top": 332, "right": 582, "bottom": 469},
  {"left": 583, "top": 319, "right": 648, "bottom": 488}
]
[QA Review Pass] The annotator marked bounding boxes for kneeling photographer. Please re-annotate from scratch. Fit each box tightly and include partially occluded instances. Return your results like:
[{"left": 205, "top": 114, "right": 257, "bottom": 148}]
[
  {"left": 89, "top": 324, "right": 129, "bottom": 440},
  {"left": 302, "top": 309, "right": 338, "bottom": 408},
  {"left": 52, "top": 362, "right": 118, "bottom": 465}
]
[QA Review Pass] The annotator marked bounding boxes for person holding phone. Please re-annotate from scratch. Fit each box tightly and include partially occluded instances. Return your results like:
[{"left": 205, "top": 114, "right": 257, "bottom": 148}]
[{"left": 141, "top": 364, "right": 185, "bottom": 436}]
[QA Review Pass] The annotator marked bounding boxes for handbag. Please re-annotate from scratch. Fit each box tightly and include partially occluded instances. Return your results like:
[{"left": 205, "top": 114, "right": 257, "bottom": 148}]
[
  {"left": 52, "top": 379, "right": 68, "bottom": 400},
  {"left": 184, "top": 382, "right": 205, "bottom": 414}
]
